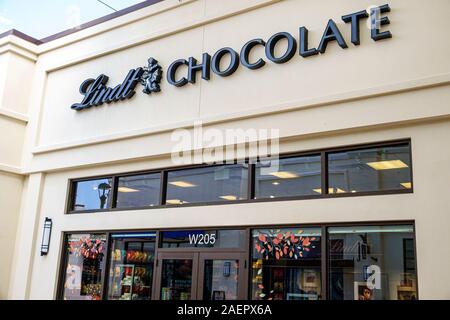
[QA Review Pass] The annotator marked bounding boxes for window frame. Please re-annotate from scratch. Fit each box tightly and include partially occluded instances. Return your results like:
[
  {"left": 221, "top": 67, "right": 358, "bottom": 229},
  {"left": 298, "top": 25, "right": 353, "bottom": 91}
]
[
  {"left": 324, "top": 223, "right": 418, "bottom": 300},
  {"left": 56, "top": 231, "right": 110, "bottom": 300},
  {"left": 253, "top": 153, "right": 323, "bottom": 200},
  {"left": 165, "top": 162, "right": 250, "bottom": 206},
  {"left": 326, "top": 141, "right": 413, "bottom": 196},
  {"left": 114, "top": 172, "right": 163, "bottom": 209},
  {"left": 67, "top": 176, "right": 115, "bottom": 213},
  {"left": 65, "top": 139, "right": 413, "bottom": 214}
]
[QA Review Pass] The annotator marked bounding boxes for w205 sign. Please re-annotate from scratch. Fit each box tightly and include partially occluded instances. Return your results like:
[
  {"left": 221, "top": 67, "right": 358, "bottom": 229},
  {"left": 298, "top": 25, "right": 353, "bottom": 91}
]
[
  {"left": 161, "top": 230, "right": 219, "bottom": 248},
  {"left": 188, "top": 232, "right": 217, "bottom": 246}
]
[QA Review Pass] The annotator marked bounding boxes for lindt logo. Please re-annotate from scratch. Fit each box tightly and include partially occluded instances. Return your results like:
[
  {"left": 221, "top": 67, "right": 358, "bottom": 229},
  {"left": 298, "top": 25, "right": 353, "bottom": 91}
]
[{"left": 71, "top": 58, "right": 162, "bottom": 110}]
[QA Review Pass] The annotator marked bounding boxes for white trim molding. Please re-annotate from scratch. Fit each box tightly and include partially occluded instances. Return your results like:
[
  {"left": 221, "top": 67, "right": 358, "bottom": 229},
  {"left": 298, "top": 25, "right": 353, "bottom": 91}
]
[
  {"left": 0, "top": 108, "right": 29, "bottom": 123},
  {"left": 32, "top": 73, "right": 450, "bottom": 155},
  {"left": 0, "top": 163, "right": 23, "bottom": 175}
]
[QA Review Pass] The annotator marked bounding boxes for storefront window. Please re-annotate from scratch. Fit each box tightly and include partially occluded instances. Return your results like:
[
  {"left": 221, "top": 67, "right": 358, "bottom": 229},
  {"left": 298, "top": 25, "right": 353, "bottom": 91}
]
[
  {"left": 166, "top": 164, "right": 248, "bottom": 205},
  {"left": 160, "top": 229, "right": 246, "bottom": 248},
  {"left": 328, "top": 144, "right": 412, "bottom": 194},
  {"left": 62, "top": 233, "right": 107, "bottom": 300},
  {"left": 328, "top": 225, "right": 417, "bottom": 300},
  {"left": 255, "top": 156, "right": 322, "bottom": 198},
  {"left": 72, "top": 178, "right": 113, "bottom": 211},
  {"left": 107, "top": 232, "right": 156, "bottom": 300},
  {"left": 251, "top": 227, "right": 322, "bottom": 300},
  {"left": 116, "top": 173, "right": 160, "bottom": 208}
]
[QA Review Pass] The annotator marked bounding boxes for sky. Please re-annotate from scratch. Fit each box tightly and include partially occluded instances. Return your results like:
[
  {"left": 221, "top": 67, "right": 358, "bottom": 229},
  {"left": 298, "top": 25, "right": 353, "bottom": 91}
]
[{"left": 0, "top": 0, "right": 145, "bottom": 39}]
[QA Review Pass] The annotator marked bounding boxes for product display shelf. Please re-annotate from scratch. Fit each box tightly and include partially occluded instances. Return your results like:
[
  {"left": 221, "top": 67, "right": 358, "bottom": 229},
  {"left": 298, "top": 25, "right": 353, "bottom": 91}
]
[{"left": 111, "top": 264, "right": 135, "bottom": 300}]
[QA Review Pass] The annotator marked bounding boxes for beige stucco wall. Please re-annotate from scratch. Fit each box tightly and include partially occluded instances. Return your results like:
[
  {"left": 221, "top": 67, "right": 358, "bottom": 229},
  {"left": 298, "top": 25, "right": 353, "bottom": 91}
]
[
  {"left": 0, "top": 172, "right": 23, "bottom": 299},
  {"left": 0, "top": 0, "right": 449, "bottom": 299},
  {"left": 0, "top": 52, "right": 35, "bottom": 115},
  {"left": 0, "top": 43, "right": 33, "bottom": 299}
]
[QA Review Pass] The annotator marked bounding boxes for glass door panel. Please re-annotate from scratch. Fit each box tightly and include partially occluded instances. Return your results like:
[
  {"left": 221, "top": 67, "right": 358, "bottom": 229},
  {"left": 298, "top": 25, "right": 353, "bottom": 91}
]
[
  {"left": 155, "top": 252, "right": 198, "bottom": 300},
  {"left": 160, "top": 259, "right": 194, "bottom": 300},
  {"left": 203, "top": 259, "right": 239, "bottom": 300},
  {"left": 198, "top": 253, "right": 247, "bottom": 300}
]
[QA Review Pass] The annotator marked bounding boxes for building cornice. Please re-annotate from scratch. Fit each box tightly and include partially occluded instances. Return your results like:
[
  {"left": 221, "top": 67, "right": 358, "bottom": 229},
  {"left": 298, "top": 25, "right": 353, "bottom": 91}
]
[
  {"left": 0, "top": 0, "right": 167, "bottom": 49},
  {"left": 0, "top": 29, "right": 41, "bottom": 45}
]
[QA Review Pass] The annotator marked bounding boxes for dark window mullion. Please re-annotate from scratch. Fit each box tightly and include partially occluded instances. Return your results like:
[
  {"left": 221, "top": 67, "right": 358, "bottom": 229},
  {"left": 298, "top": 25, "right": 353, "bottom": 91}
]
[
  {"left": 110, "top": 176, "right": 118, "bottom": 209},
  {"left": 159, "top": 170, "right": 167, "bottom": 206},
  {"left": 68, "top": 181, "right": 77, "bottom": 212},
  {"left": 321, "top": 225, "right": 328, "bottom": 300},
  {"left": 57, "top": 233, "right": 69, "bottom": 299},
  {"left": 321, "top": 152, "right": 329, "bottom": 195},
  {"left": 248, "top": 162, "right": 255, "bottom": 200},
  {"left": 102, "top": 232, "right": 112, "bottom": 300}
]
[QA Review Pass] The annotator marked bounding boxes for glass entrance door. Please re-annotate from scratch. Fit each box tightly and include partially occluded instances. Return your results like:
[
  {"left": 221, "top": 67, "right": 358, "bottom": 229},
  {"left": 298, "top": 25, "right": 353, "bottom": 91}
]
[{"left": 154, "top": 252, "right": 247, "bottom": 300}]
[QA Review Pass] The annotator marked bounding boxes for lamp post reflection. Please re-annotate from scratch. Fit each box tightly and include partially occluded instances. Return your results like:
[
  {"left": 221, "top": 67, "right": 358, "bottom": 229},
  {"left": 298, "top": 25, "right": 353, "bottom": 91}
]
[{"left": 97, "top": 182, "right": 111, "bottom": 209}]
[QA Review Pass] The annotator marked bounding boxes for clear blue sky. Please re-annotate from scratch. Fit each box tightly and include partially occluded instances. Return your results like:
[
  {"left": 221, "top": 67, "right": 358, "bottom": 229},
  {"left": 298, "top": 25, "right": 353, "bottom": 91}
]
[{"left": 0, "top": 0, "right": 144, "bottom": 39}]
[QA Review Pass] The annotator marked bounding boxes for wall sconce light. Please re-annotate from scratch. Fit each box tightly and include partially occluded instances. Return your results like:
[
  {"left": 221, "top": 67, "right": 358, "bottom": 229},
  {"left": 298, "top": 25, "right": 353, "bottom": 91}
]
[{"left": 40, "top": 217, "right": 52, "bottom": 256}]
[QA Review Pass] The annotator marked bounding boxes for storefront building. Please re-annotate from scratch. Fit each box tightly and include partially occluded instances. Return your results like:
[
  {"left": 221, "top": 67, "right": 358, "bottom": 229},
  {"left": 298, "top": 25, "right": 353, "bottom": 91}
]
[{"left": 0, "top": 0, "right": 449, "bottom": 300}]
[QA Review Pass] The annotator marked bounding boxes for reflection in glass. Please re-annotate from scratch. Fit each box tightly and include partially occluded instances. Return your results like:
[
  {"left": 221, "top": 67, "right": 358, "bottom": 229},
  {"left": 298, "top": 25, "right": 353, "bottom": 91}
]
[
  {"left": 328, "top": 144, "right": 411, "bottom": 194},
  {"left": 107, "top": 233, "right": 156, "bottom": 300},
  {"left": 328, "top": 225, "right": 417, "bottom": 300},
  {"left": 116, "top": 173, "right": 161, "bottom": 208},
  {"left": 63, "top": 233, "right": 107, "bottom": 300},
  {"left": 160, "top": 229, "right": 246, "bottom": 249},
  {"left": 255, "top": 156, "right": 321, "bottom": 199},
  {"left": 160, "top": 259, "right": 193, "bottom": 300},
  {"left": 166, "top": 164, "right": 248, "bottom": 205},
  {"left": 203, "top": 260, "right": 239, "bottom": 300},
  {"left": 251, "top": 228, "right": 322, "bottom": 300},
  {"left": 73, "top": 178, "right": 112, "bottom": 210}
]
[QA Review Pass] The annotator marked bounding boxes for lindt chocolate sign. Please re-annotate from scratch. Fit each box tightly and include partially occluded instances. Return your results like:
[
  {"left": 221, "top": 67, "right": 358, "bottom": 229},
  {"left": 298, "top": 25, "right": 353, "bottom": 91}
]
[{"left": 71, "top": 4, "right": 392, "bottom": 111}]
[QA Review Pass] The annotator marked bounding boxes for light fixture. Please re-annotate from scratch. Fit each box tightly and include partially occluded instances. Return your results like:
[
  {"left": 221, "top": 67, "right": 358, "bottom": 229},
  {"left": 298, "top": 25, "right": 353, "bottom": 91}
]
[
  {"left": 40, "top": 217, "right": 52, "bottom": 256},
  {"left": 220, "top": 195, "right": 238, "bottom": 201},
  {"left": 312, "top": 188, "right": 335, "bottom": 194},
  {"left": 272, "top": 182, "right": 280, "bottom": 185},
  {"left": 313, "top": 188, "right": 346, "bottom": 194},
  {"left": 166, "top": 199, "right": 188, "bottom": 205},
  {"left": 401, "top": 182, "right": 412, "bottom": 189},
  {"left": 269, "top": 195, "right": 275, "bottom": 199},
  {"left": 169, "top": 181, "right": 197, "bottom": 188},
  {"left": 330, "top": 188, "right": 346, "bottom": 194},
  {"left": 367, "top": 160, "right": 408, "bottom": 170},
  {"left": 268, "top": 171, "right": 299, "bottom": 179},
  {"left": 118, "top": 186, "right": 140, "bottom": 193}
]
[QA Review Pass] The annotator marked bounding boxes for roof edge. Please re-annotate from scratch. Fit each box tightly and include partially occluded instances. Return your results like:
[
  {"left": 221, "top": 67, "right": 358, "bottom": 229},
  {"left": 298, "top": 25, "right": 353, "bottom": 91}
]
[
  {"left": 0, "top": 0, "right": 163, "bottom": 46},
  {"left": 0, "top": 29, "right": 42, "bottom": 45}
]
